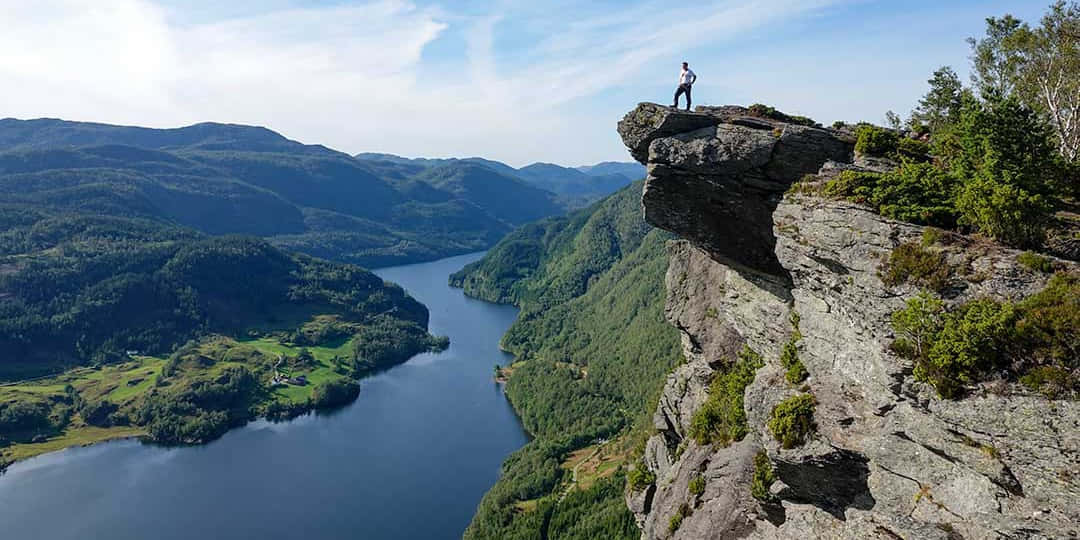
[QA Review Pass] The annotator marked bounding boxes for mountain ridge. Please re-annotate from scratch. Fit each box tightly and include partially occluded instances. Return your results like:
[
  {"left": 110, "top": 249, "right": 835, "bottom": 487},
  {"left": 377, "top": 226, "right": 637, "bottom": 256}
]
[
  {"left": 354, "top": 152, "right": 645, "bottom": 204},
  {"left": 0, "top": 118, "right": 577, "bottom": 267}
]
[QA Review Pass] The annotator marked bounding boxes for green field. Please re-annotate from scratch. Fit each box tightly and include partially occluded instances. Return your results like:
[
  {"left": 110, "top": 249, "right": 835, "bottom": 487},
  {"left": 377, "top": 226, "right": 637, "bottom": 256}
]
[
  {"left": 236, "top": 335, "right": 356, "bottom": 404},
  {"left": 1, "top": 321, "right": 361, "bottom": 466}
]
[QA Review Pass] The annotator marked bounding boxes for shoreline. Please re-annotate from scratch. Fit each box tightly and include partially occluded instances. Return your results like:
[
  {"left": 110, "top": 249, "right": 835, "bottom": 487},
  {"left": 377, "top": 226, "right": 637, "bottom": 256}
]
[
  {"left": 0, "top": 342, "right": 443, "bottom": 473},
  {"left": 1, "top": 425, "right": 147, "bottom": 471}
]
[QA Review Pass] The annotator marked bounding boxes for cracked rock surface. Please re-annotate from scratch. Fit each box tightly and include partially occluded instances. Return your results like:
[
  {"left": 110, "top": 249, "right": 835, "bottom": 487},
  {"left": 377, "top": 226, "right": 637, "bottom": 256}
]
[{"left": 618, "top": 103, "right": 1079, "bottom": 540}]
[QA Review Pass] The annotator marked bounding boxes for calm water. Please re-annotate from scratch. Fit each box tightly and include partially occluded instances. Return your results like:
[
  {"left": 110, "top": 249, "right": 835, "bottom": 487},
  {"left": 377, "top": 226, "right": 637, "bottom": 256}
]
[{"left": 0, "top": 252, "right": 528, "bottom": 540}]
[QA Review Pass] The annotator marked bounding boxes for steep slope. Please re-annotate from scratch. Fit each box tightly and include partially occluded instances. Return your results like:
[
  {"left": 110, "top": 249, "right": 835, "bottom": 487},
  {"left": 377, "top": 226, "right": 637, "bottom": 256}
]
[
  {"left": 451, "top": 183, "right": 682, "bottom": 540},
  {"left": 0, "top": 119, "right": 566, "bottom": 266},
  {"left": 618, "top": 103, "right": 1079, "bottom": 539}
]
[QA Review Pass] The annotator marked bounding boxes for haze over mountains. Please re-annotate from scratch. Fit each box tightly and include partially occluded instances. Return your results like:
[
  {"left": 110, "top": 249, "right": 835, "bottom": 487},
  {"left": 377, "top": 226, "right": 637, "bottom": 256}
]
[
  {"left": 0, "top": 118, "right": 643, "bottom": 268},
  {"left": 354, "top": 153, "right": 645, "bottom": 208}
]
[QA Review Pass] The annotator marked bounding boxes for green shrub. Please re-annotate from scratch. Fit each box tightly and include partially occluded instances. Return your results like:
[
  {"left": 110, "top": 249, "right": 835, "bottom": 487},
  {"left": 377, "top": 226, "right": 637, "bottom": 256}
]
[
  {"left": 1016, "top": 272, "right": 1079, "bottom": 366},
  {"left": 892, "top": 293, "right": 1018, "bottom": 399},
  {"left": 780, "top": 337, "right": 807, "bottom": 384},
  {"left": 688, "top": 474, "right": 705, "bottom": 496},
  {"left": 880, "top": 241, "right": 952, "bottom": 293},
  {"left": 747, "top": 103, "right": 818, "bottom": 127},
  {"left": 780, "top": 313, "right": 807, "bottom": 384},
  {"left": 855, "top": 124, "right": 899, "bottom": 157},
  {"left": 895, "top": 137, "right": 931, "bottom": 161},
  {"left": 828, "top": 97, "right": 1066, "bottom": 249},
  {"left": 750, "top": 450, "right": 777, "bottom": 502},
  {"left": 1019, "top": 366, "right": 1073, "bottom": 398},
  {"left": 871, "top": 163, "right": 959, "bottom": 228},
  {"left": 823, "top": 164, "right": 959, "bottom": 229},
  {"left": 892, "top": 273, "right": 1078, "bottom": 399},
  {"left": 921, "top": 228, "right": 945, "bottom": 247},
  {"left": 823, "top": 170, "right": 882, "bottom": 203},
  {"left": 922, "top": 298, "right": 1018, "bottom": 397},
  {"left": 890, "top": 292, "right": 945, "bottom": 361},
  {"left": 689, "top": 346, "right": 765, "bottom": 445},
  {"left": 668, "top": 503, "right": 691, "bottom": 533},
  {"left": 627, "top": 462, "right": 656, "bottom": 491},
  {"left": 955, "top": 176, "right": 1052, "bottom": 248},
  {"left": 1017, "top": 251, "right": 1055, "bottom": 273},
  {"left": 768, "top": 394, "right": 816, "bottom": 449}
]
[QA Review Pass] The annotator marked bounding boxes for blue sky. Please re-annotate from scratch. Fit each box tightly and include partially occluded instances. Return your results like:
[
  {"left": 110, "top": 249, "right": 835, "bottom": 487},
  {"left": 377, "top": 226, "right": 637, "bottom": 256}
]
[{"left": 0, "top": 1, "right": 1049, "bottom": 166}]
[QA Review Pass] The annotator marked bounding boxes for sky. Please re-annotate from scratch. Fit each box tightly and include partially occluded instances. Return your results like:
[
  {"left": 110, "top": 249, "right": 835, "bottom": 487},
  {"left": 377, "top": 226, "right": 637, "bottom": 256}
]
[{"left": 0, "top": 0, "right": 1051, "bottom": 167}]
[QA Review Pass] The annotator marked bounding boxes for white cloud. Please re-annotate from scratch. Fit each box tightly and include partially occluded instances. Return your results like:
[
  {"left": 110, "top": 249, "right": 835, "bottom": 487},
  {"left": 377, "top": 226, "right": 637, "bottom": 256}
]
[{"left": 0, "top": 0, "right": 849, "bottom": 165}]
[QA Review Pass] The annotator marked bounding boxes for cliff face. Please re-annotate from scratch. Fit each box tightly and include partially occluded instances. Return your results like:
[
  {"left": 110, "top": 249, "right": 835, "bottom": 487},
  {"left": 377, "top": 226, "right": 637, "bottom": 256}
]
[{"left": 619, "top": 103, "right": 1078, "bottom": 540}]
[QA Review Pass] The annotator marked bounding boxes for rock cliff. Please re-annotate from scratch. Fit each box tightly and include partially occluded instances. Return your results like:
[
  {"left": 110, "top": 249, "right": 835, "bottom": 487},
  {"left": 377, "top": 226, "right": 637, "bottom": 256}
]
[{"left": 618, "top": 103, "right": 1078, "bottom": 540}]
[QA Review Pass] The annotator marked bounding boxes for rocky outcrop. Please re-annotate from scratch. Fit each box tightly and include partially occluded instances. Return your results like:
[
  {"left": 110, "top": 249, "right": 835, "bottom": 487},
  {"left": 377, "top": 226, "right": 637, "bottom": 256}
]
[
  {"left": 618, "top": 103, "right": 1079, "bottom": 540},
  {"left": 618, "top": 103, "right": 851, "bottom": 276}
]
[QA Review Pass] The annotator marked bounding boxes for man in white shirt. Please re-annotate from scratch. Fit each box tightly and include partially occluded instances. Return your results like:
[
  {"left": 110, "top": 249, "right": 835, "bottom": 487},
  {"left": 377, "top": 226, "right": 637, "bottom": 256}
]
[{"left": 672, "top": 62, "right": 697, "bottom": 111}]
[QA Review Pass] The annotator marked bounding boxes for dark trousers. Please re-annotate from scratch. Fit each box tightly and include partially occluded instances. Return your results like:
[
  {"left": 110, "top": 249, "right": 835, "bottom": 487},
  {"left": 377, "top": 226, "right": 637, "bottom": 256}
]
[{"left": 673, "top": 84, "right": 692, "bottom": 110}]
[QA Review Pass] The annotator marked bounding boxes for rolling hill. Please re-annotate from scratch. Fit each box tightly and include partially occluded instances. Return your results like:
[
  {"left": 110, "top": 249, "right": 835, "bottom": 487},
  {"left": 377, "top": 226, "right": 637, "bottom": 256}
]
[
  {"left": 354, "top": 153, "right": 646, "bottom": 207},
  {"left": 0, "top": 118, "right": 568, "bottom": 267}
]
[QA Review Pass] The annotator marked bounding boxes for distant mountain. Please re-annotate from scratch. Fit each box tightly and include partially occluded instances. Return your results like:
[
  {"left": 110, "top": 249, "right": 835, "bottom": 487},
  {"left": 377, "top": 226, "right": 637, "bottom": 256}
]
[
  {"left": 576, "top": 161, "right": 646, "bottom": 180},
  {"left": 515, "top": 162, "right": 633, "bottom": 200},
  {"left": 355, "top": 152, "right": 643, "bottom": 206},
  {"left": 354, "top": 153, "right": 520, "bottom": 177},
  {"left": 0, "top": 118, "right": 569, "bottom": 267},
  {"left": 412, "top": 163, "right": 563, "bottom": 225},
  {"left": 0, "top": 118, "right": 336, "bottom": 156}
]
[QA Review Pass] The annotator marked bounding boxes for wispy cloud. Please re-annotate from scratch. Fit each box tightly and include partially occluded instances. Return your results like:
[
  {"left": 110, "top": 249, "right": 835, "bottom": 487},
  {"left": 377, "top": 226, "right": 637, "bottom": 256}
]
[{"left": 2, "top": 0, "right": 880, "bottom": 165}]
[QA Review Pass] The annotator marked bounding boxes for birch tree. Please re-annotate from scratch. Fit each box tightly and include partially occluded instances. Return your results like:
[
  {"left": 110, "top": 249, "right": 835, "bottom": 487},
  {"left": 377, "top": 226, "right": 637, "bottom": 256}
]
[
  {"left": 970, "top": 2, "right": 1079, "bottom": 162},
  {"left": 1019, "top": 1, "right": 1080, "bottom": 161}
]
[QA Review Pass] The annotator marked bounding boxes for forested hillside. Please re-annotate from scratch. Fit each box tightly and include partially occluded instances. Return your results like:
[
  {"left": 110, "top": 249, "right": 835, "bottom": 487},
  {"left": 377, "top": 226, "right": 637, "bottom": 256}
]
[
  {"left": 451, "top": 183, "right": 682, "bottom": 540},
  {"left": 0, "top": 206, "right": 447, "bottom": 466},
  {"left": 0, "top": 119, "right": 566, "bottom": 267}
]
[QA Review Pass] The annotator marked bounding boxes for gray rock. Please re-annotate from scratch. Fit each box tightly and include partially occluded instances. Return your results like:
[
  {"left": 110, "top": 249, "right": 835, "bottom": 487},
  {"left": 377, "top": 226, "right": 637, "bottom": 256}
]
[
  {"left": 618, "top": 103, "right": 852, "bottom": 276},
  {"left": 619, "top": 103, "right": 1080, "bottom": 540}
]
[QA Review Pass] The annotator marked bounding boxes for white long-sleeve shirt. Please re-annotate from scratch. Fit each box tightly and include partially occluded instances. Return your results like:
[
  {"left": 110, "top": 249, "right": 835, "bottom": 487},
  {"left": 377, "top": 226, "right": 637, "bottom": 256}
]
[{"left": 679, "top": 69, "right": 696, "bottom": 86}]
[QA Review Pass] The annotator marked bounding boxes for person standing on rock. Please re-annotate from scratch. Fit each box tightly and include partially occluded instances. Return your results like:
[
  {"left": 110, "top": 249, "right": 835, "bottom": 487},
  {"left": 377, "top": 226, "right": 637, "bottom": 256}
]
[{"left": 672, "top": 62, "right": 697, "bottom": 111}]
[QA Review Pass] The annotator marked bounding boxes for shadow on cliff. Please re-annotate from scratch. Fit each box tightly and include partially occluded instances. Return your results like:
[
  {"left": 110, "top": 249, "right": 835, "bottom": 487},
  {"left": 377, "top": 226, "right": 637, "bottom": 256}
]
[{"left": 775, "top": 449, "right": 875, "bottom": 520}]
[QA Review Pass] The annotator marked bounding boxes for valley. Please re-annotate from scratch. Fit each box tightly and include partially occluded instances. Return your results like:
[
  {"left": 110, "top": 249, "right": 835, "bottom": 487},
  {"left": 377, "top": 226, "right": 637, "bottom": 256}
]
[
  {"left": 0, "top": 118, "right": 642, "bottom": 472},
  {"left": 0, "top": 253, "right": 530, "bottom": 540}
]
